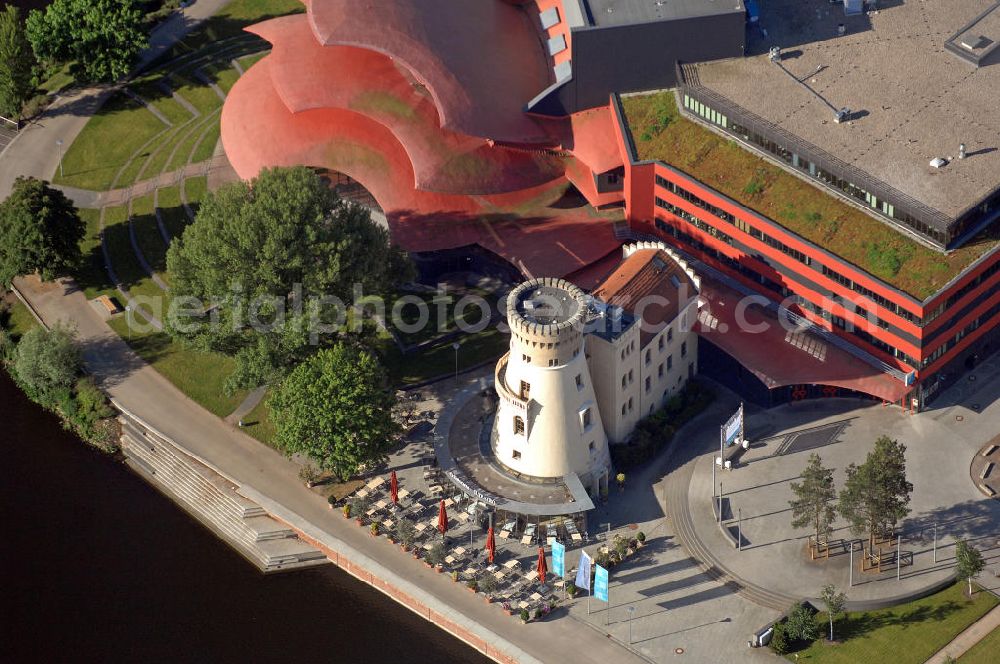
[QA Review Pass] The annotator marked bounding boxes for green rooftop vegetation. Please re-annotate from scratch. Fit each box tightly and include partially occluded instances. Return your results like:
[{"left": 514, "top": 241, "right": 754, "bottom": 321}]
[{"left": 620, "top": 92, "right": 1000, "bottom": 300}]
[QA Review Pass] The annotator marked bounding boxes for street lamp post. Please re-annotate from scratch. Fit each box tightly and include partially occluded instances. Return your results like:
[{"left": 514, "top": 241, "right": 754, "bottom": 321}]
[
  {"left": 56, "top": 139, "right": 64, "bottom": 178},
  {"left": 452, "top": 342, "right": 460, "bottom": 382},
  {"left": 125, "top": 304, "right": 133, "bottom": 340},
  {"left": 627, "top": 606, "right": 635, "bottom": 645}
]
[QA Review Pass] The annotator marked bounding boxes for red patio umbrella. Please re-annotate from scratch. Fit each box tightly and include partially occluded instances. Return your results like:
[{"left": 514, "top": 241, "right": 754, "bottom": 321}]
[
  {"left": 437, "top": 500, "right": 449, "bottom": 536},
  {"left": 389, "top": 470, "right": 399, "bottom": 504},
  {"left": 485, "top": 526, "right": 496, "bottom": 564},
  {"left": 536, "top": 547, "right": 547, "bottom": 586}
]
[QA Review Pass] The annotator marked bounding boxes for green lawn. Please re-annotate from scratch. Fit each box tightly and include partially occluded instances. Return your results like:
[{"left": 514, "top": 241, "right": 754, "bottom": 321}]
[
  {"left": 787, "top": 583, "right": 998, "bottom": 663},
  {"left": 241, "top": 394, "right": 278, "bottom": 448},
  {"left": 621, "top": 92, "right": 1000, "bottom": 299},
  {"left": 105, "top": 317, "right": 246, "bottom": 418},
  {"left": 157, "top": 186, "right": 189, "bottom": 239},
  {"left": 166, "top": 113, "right": 218, "bottom": 172},
  {"left": 387, "top": 288, "right": 493, "bottom": 346},
  {"left": 73, "top": 207, "right": 118, "bottom": 300},
  {"left": 55, "top": 93, "right": 166, "bottom": 191},
  {"left": 1, "top": 300, "right": 40, "bottom": 339},
  {"left": 380, "top": 326, "right": 508, "bottom": 385},
  {"left": 165, "top": 0, "right": 304, "bottom": 56},
  {"left": 168, "top": 72, "right": 223, "bottom": 115},
  {"left": 191, "top": 121, "right": 221, "bottom": 163},
  {"left": 959, "top": 623, "right": 1000, "bottom": 663},
  {"left": 238, "top": 51, "right": 269, "bottom": 71},
  {"left": 130, "top": 193, "right": 170, "bottom": 279},
  {"left": 185, "top": 175, "right": 209, "bottom": 210}
]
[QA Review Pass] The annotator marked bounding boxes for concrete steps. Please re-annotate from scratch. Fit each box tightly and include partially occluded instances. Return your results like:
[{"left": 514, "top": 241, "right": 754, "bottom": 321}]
[{"left": 119, "top": 418, "right": 328, "bottom": 572}]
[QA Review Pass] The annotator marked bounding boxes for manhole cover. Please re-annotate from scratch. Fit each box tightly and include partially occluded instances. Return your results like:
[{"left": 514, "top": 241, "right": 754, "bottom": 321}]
[
  {"left": 956, "top": 415, "right": 964, "bottom": 422},
  {"left": 675, "top": 648, "right": 685, "bottom": 654}
]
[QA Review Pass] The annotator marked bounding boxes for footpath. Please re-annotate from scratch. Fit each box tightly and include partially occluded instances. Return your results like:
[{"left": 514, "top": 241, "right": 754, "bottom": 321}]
[
  {"left": 0, "top": 0, "right": 231, "bottom": 200},
  {"left": 15, "top": 273, "right": 641, "bottom": 664},
  {"left": 924, "top": 603, "right": 1000, "bottom": 663}
]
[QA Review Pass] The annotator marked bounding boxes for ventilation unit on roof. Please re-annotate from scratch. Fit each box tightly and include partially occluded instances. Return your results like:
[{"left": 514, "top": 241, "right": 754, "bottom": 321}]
[
  {"left": 834, "top": 107, "right": 851, "bottom": 123},
  {"left": 929, "top": 157, "right": 947, "bottom": 169}
]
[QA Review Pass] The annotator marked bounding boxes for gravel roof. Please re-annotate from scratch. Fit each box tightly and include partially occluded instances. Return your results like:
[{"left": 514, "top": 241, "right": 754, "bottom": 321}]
[{"left": 689, "top": 0, "right": 1000, "bottom": 220}]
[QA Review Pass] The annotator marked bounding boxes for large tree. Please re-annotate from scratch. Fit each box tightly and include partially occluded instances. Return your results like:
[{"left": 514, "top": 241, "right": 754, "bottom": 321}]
[
  {"left": 268, "top": 343, "right": 400, "bottom": 480},
  {"left": 166, "top": 166, "right": 411, "bottom": 391},
  {"left": 0, "top": 5, "right": 37, "bottom": 119},
  {"left": 838, "top": 436, "right": 913, "bottom": 547},
  {"left": 788, "top": 452, "right": 837, "bottom": 549},
  {"left": 14, "top": 324, "right": 80, "bottom": 403},
  {"left": 0, "top": 176, "right": 84, "bottom": 286},
  {"left": 955, "top": 540, "right": 985, "bottom": 596},
  {"left": 26, "top": 0, "right": 146, "bottom": 83}
]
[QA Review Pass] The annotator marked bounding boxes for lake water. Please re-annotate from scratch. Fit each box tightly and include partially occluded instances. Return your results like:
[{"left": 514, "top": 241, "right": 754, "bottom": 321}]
[{"left": 0, "top": 370, "right": 487, "bottom": 663}]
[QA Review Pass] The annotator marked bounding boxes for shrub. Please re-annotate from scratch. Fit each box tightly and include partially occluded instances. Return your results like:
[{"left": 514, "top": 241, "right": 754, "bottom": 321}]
[
  {"left": 466, "top": 578, "right": 478, "bottom": 591},
  {"left": 520, "top": 608, "right": 529, "bottom": 622},
  {"left": 785, "top": 603, "right": 819, "bottom": 643},
  {"left": 342, "top": 503, "right": 351, "bottom": 518},
  {"left": 13, "top": 324, "right": 80, "bottom": 404},
  {"left": 299, "top": 464, "right": 320, "bottom": 485},
  {"left": 613, "top": 534, "right": 629, "bottom": 558},
  {"left": 478, "top": 573, "right": 499, "bottom": 597},
  {"left": 427, "top": 542, "right": 446, "bottom": 566},
  {"left": 370, "top": 522, "right": 379, "bottom": 536},
  {"left": 533, "top": 607, "right": 543, "bottom": 620},
  {"left": 769, "top": 622, "right": 789, "bottom": 655},
  {"left": 636, "top": 531, "right": 646, "bottom": 543},
  {"left": 395, "top": 518, "right": 416, "bottom": 548},
  {"left": 566, "top": 581, "right": 577, "bottom": 597}
]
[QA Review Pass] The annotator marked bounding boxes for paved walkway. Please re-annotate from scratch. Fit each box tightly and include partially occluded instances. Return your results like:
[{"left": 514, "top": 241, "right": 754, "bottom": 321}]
[
  {"left": 925, "top": 603, "right": 1000, "bottom": 663},
  {"left": 12, "top": 273, "right": 645, "bottom": 664},
  {"left": 670, "top": 388, "right": 1000, "bottom": 611},
  {"left": 0, "top": 0, "right": 231, "bottom": 200}
]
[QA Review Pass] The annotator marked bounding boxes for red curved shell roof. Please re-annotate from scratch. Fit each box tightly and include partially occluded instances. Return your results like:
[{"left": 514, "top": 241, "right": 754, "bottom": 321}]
[
  {"left": 308, "top": 0, "right": 553, "bottom": 144},
  {"left": 250, "top": 15, "right": 564, "bottom": 194},
  {"left": 221, "top": 0, "right": 628, "bottom": 277}
]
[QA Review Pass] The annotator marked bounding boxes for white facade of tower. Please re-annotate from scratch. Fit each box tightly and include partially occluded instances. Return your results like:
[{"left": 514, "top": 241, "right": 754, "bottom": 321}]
[{"left": 493, "top": 278, "right": 612, "bottom": 494}]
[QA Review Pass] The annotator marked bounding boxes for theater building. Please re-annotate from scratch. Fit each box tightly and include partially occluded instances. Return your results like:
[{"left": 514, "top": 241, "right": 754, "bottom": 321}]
[{"left": 612, "top": 0, "right": 1000, "bottom": 408}]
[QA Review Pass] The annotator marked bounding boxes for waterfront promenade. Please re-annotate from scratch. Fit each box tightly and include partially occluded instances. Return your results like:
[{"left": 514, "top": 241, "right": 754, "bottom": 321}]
[{"left": 12, "top": 274, "right": 646, "bottom": 664}]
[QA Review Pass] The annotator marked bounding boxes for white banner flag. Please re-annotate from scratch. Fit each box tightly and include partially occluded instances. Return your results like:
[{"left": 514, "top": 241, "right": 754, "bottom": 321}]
[{"left": 575, "top": 551, "right": 592, "bottom": 591}]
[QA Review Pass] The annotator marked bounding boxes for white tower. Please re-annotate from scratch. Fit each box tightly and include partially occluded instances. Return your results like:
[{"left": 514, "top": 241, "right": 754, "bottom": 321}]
[{"left": 493, "top": 278, "right": 611, "bottom": 494}]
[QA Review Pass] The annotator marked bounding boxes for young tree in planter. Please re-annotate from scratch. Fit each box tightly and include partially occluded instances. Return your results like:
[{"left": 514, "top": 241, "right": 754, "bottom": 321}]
[
  {"left": 838, "top": 436, "right": 912, "bottom": 547},
  {"left": 270, "top": 343, "right": 400, "bottom": 480},
  {"left": 819, "top": 584, "right": 847, "bottom": 641},
  {"left": 789, "top": 453, "right": 837, "bottom": 553},
  {"left": 955, "top": 540, "right": 985, "bottom": 596},
  {"left": 0, "top": 177, "right": 84, "bottom": 287},
  {"left": 0, "top": 6, "right": 37, "bottom": 119}
]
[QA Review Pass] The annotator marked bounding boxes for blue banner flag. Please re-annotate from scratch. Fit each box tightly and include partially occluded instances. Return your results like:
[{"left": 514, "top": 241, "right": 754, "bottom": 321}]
[
  {"left": 552, "top": 541, "right": 565, "bottom": 577},
  {"left": 594, "top": 564, "right": 609, "bottom": 602},
  {"left": 575, "top": 551, "right": 592, "bottom": 591}
]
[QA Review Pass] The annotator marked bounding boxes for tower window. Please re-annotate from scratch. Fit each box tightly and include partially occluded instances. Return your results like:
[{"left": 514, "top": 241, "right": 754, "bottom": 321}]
[
  {"left": 645, "top": 349, "right": 651, "bottom": 365},
  {"left": 681, "top": 341, "right": 688, "bottom": 358},
  {"left": 576, "top": 374, "right": 583, "bottom": 390},
  {"left": 582, "top": 408, "right": 592, "bottom": 428},
  {"left": 512, "top": 450, "right": 521, "bottom": 460},
  {"left": 668, "top": 327, "right": 674, "bottom": 343},
  {"left": 520, "top": 380, "right": 530, "bottom": 400},
  {"left": 514, "top": 416, "right": 525, "bottom": 435},
  {"left": 658, "top": 336, "right": 664, "bottom": 351},
  {"left": 645, "top": 376, "right": 651, "bottom": 392}
]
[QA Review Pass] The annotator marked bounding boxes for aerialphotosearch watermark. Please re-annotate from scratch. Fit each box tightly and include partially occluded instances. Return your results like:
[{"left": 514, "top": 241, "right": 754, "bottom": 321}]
[{"left": 119, "top": 281, "right": 891, "bottom": 345}]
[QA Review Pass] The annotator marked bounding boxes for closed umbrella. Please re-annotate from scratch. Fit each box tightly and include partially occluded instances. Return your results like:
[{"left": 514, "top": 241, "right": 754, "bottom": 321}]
[
  {"left": 536, "top": 547, "right": 547, "bottom": 586},
  {"left": 390, "top": 470, "right": 399, "bottom": 505},
  {"left": 437, "top": 500, "right": 449, "bottom": 538},
  {"left": 485, "top": 526, "right": 496, "bottom": 564}
]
